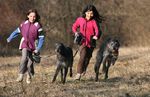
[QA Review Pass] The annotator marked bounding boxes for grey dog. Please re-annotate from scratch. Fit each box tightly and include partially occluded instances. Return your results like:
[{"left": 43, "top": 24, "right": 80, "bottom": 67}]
[
  {"left": 94, "top": 38, "right": 120, "bottom": 81},
  {"left": 52, "top": 43, "right": 73, "bottom": 84}
]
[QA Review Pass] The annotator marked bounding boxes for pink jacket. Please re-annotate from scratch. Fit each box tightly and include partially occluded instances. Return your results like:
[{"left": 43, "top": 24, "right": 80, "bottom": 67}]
[{"left": 72, "top": 17, "right": 99, "bottom": 48}]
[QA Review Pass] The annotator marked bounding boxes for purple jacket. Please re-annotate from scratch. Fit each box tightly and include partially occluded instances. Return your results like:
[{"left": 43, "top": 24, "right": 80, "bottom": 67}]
[
  {"left": 19, "top": 20, "right": 42, "bottom": 51},
  {"left": 7, "top": 20, "right": 45, "bottom": 52}
]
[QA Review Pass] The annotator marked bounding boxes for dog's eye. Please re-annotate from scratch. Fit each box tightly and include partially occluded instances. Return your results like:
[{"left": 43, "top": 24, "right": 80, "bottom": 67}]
[{"left": 110, "top": 42, "right": 114, "bottom": 45}]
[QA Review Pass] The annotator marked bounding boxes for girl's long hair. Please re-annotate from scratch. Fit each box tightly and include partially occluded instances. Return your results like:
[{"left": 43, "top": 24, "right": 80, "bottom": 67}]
[
  {"left": 82, "top": 4, "right": 104, "bottom": 23},
  {"left": 26, "top": 9, "right": 40, "bottom": 22}
]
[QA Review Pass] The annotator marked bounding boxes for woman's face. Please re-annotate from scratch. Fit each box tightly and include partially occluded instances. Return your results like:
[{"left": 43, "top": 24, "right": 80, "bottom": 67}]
[
  {"left": 85, "top": 10, "right": 93, "bottom": 20},
  {"left": 27, "top": 12, "right": 36, "bottom": 23}
]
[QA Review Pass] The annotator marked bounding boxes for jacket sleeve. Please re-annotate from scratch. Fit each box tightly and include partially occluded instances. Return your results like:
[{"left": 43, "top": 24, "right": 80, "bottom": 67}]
[
  {"left": 93, "top": 20, "right": 99, "bottom": 37},
  {"left": 72, "top": 18, "right": 80, "bottom": 33},
  {"left": 7, "top": 27, "right": 21, "bottom": 42},
  {"left": 36, "top": 28, "right": 45, "bottom": 51}
]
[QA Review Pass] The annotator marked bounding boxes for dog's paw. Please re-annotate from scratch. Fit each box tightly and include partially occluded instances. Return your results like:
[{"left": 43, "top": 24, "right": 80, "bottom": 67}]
[
  {"left": 70, "top": 73, "right": 73, "bottom": 77},
  {"left": 51, "top": 79, "right": 55, "bottom": 83},
  {"left": 104, "top": 76, "right": 108, "bottom": 80},
  {"left": 95, "top": 78, "right": 98, "bottom": 82}
]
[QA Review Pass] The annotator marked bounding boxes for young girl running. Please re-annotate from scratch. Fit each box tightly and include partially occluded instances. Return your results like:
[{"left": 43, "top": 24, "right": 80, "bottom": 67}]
[
  {"left": 7, "top": 9, "right": 45, "bottom": 84},
  {"left": 72, "top": 4, "right": 103, "bottom": 80}
]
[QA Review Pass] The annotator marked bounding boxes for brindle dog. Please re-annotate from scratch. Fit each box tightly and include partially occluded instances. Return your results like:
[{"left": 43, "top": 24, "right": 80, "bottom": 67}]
[
  {"left": 94, "top": 38, "right": 120, "bottom": 81},
  {"left": 52, "top": 43, "right": 73, "bottom": 84}
]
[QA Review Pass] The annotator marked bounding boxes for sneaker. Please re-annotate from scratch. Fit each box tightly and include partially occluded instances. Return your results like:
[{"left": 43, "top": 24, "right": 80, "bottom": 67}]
[
  {"left": 74, "top": 73, "right": 81, "bottom": 80},
  {"left": 16, "top": 74, "right": 23, "bottom": 82},
  {"left": 81, "top": 71, "right": 86, "bottom": 76},
  {"left": 26, "top": 74, "right": 31, "bottom": 84},
  {"left": 26, "top": 78, "right": 31, "bottom": 84}
]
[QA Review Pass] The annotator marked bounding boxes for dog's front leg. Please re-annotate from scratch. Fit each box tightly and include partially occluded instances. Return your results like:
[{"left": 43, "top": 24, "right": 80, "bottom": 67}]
[
  {"left": 102, "top": 55, "right": 110, "bottom": 80},
  {"left": 104, "top": 60, "right": 111, "bottom": 80},
  {"left": 111, "top": 56, "right": 118, "bottom": 66},
  {"left": 63, "top": 67, "right": 68, "bottom": 84},
  {"left": 52, "top": 63, "right": 61, "bottom": 83},
  {"left": 102, "top": 55, "right": 107, "bottom": 74}
]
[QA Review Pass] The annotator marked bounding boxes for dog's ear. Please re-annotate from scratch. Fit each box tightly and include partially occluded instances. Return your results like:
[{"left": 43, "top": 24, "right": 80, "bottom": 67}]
[
  {"left": 55, "top": 43, "right": 59, "bottom": 47},
  {"left": 55, "top": 42, "right": 65, "bottom": 49},
  {"left": 115, "top": 40, "right": 120, "bottom": 47},
  {"left": 117, "top": 41, "right": 120, "bottom": 47}
]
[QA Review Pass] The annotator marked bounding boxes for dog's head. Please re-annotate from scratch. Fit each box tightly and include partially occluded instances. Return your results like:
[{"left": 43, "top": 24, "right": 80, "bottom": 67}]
[
  {"left": 74, "top": 32, "right": 83, "bottom": 45},
  {"left": 55, "top": 43, "right": 65, "bottom": 55},
  {"left": 107, "top": 39, "right": 120, "bottom": 52}
]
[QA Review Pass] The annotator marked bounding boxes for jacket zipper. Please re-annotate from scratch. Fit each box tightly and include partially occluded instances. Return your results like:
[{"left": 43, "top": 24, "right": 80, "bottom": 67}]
[{"left": 26, "top": 22, "right": 31, "bottom": 48}]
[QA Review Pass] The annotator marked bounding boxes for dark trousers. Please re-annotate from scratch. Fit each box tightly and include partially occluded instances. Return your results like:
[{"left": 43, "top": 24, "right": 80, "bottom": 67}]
[
  {"left": 77, "top": 45, "right": 94, "bottom": 74},
  {"left": 19, "top": 48, "right": 34, "bottom": 76}
]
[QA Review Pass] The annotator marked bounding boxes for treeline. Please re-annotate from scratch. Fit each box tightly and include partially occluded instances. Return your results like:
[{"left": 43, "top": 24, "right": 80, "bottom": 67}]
[{"left": 0, "top": 0, "right": 150, "bottom": 56}]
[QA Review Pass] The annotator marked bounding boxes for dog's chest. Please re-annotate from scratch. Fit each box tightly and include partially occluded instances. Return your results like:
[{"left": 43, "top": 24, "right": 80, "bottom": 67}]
[
  {"left": 57, "top": 54, "right": 67, "bottom": 61},
  {"left": 57, "top": 54, "right": 70, "bottom": 65},
  {"left": 104, "top": 50, "right": 118, "bottom": 59},
  {"left": 110, "top": 52, "right": 118, "bottom": 63}
]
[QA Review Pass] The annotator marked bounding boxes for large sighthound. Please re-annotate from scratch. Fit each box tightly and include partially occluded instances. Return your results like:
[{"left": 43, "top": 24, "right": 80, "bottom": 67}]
[
  {"left": 52, "top": 43, "right": 73, "bottom": 84},
  {"left": 94, "top": 38, "right": 120, "bottom": 81}
]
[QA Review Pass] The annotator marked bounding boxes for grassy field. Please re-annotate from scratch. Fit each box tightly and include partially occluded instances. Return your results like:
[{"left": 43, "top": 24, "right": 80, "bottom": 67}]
[{"left": 0, "top": 47, "right": 150, "bottom": 97}]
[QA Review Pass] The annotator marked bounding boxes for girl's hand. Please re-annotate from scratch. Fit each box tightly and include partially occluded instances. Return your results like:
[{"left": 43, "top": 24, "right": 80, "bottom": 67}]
[
  {"left": 34, "top": 50, "right": 38, "bottom": 54},
  {"left": 7, "top": 38, "right": 10, "bottom": 43},
  {"left": 93, "top": 36, "right": 98, "bottom": 40},
  {"left": 75, "top": 32, "right": 79, "bottom": 36}
]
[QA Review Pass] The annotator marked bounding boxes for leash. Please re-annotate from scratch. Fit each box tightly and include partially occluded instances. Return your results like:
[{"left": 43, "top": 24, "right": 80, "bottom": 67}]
[
  {"left": 73, "top": 47, "right": 79, "bottom": 58},
  {"left": 73, "top": 45, "right": 85, "bottom": 58}
]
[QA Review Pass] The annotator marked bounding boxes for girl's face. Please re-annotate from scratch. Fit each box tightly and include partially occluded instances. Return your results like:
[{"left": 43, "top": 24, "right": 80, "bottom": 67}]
[
  {"left": 27, "top": 12, "right": 36, "bottom": 23},
  {"left": 85, "top": 10, "right": 93, "bottom": 20}
]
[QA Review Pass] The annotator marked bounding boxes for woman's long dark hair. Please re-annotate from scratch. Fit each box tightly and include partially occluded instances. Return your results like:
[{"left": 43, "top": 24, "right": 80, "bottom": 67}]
[
  {"left": 82, "top": 4, "right": 104, "bottom": 23},
  {"left": 26, "top": 9, "right": 40, "bottom": 22}
]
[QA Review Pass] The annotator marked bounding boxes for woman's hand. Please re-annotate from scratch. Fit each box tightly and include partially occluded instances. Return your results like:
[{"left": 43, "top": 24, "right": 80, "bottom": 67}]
[{"left": 93, "top": 36, "right": 98, "bottom": 40}]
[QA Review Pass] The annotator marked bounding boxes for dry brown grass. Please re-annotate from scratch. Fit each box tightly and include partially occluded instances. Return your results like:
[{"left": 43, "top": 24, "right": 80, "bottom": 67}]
[{"left": 0, "top": 47, "right": 150, "bottom": 97}]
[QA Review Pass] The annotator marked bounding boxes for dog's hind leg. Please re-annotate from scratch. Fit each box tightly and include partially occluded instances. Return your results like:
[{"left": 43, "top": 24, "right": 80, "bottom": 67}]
[
  {"left": 94, "top": 50, "right": 103, "bottom": 81},
  {"left": 69, "top": 67, "right": 73, "bottom": 77},
  {"left": 94, "top": 58, "right": 103, "bottom": 82},
  {"left": 69, "top": 57, "right": 73, "bottom": 77},
  {"left": 52, "top": 65, "right": 61, "bottom": 83}
]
